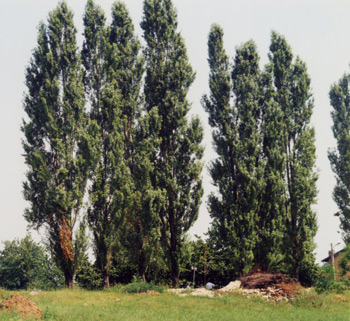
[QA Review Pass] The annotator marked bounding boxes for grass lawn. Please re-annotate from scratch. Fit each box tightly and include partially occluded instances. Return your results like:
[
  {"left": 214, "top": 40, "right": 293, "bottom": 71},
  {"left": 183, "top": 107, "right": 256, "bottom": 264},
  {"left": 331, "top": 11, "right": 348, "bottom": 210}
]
[{"left": 0, "top": 288, "right": 350, "bottom": 321}]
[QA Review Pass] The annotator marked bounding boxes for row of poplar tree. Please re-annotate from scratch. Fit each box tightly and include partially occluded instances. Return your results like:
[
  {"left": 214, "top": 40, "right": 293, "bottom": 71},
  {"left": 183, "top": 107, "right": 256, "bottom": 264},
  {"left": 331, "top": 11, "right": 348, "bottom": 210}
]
[{"left": 22, "top": 0, "right": 319, "bottom": 289}]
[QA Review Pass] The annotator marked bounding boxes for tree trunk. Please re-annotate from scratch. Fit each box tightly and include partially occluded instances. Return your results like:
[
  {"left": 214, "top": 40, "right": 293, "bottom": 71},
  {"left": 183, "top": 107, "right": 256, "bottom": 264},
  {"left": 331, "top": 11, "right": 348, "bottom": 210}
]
[
  {"left": 171, "top": 261, "right": 180, "bottom": 288},
  {"left": 170, "top": 247, "right": 180, "bottom": 288},
  {"left": 65, "top": 273, "right": 74, "bottom": 289},
  {"left": 103, "top": 248, "right": 112, "bottom": 289},
  {"left": 169, "top": 207, "right": 180, "bottom": 288},
  {"left": 104, "top": 274, "right": 110, "bottom": 289},
  {"left": 138, "top": 247, "right": 147, "bottom": 282}
]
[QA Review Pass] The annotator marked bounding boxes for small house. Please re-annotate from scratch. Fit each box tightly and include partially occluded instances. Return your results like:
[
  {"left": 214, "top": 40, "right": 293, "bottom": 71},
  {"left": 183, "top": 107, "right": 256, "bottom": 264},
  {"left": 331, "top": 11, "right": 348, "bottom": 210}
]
[{"left": 321, "top": 249, "right": 347, "bottom": 280}]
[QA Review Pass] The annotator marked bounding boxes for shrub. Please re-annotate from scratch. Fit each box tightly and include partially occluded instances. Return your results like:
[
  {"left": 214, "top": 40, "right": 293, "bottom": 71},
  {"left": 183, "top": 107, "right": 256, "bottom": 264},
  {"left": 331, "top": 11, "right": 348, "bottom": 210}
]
[
  {"left": 123, "top": 277, "right": 165, "bottom": 294},
  {"left": 0, "top": 236, "right": 64, "bottom": 290},
  {"left": 75, "top": 258, "right": 103, "bottom": 290},
  {"left": 299, "top": 261, "right": 319, "bottom": 287},
  {"left": 338, "top": 244, "right": 350, "bottom": 277},
  {"left": 314, "top": 264, "right": 349, "bottom": 293}
]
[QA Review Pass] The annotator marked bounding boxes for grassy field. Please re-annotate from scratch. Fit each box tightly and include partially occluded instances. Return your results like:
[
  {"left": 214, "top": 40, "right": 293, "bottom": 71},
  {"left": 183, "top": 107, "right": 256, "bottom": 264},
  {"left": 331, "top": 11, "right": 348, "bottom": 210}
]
[{"left": 0, "top": 288, "right": 350, "bottom": 321}]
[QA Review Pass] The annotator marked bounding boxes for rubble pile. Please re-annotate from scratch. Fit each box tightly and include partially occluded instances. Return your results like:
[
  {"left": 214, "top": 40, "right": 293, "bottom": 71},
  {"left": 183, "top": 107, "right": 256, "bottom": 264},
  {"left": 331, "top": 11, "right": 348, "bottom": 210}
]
[
  {"left": 240, "top": 272, "right": 301, "bottom": 301},
  {"left": 241, "top": 286, "right": 289, "bottom": 301},
  {"left": 169, "top": 287, "right": 216, "bottom": 298},
  {"left": 219, "top": 280, "right": 241, "bottom": 292}
]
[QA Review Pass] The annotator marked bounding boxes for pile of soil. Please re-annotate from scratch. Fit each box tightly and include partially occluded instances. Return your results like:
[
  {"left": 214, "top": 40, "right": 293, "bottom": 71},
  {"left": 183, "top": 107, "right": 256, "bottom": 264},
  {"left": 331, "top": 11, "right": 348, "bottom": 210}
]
[
  {"left": 240, "top": 272, "right": 301, "bottom": 301},
  {"left": 0, "top": 294, "right": 42, "bottom": 319}
]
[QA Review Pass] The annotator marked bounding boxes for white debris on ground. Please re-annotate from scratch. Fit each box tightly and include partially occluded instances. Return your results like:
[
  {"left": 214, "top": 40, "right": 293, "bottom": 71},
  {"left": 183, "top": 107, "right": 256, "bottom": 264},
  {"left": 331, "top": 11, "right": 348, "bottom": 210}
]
[
  {"left": 218, "top": 280, "right": 241, "bottom": 292},
  {"left": 168, "top": 288, "right": 187, "bottom": 294},
  {"left": 168, "top": 287, "right": 216, "bottom": 298},
  {"left": 168, "top": 275, "right": 297, "bottom": 301},
  {"left": 240, "top": 287, "right": 289, "bottom": 302},
  {"left": 29, "top": 291, "right": 39, "bottom": 296},
  {"left": 206, "top": 282, "right": 215, "bottom": 290},
  {"left": 217, "top": 280, "right": 291, "bottom": 301},
  {"left": 191, "top": 288, "right": 216, "bottom": 298}
]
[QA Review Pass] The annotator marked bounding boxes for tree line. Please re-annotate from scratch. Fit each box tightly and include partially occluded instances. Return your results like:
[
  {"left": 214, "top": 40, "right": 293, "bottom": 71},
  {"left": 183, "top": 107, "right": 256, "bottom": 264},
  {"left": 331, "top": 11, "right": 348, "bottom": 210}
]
[{"left": 21, "top": 0, "right": 350, "bottom": 289}]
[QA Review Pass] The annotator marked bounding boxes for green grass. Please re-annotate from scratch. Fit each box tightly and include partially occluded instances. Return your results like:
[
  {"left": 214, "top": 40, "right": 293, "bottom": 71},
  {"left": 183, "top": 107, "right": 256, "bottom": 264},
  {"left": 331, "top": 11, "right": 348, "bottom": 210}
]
[{"left": 0, "top": 288, "right": 349, "bottom": 321}]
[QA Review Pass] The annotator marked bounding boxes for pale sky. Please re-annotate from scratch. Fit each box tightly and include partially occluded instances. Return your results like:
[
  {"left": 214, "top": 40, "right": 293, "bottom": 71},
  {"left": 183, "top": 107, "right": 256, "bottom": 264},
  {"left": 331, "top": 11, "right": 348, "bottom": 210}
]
[{"left": 0, "top": 0, "right": 348, "bottom": 263}]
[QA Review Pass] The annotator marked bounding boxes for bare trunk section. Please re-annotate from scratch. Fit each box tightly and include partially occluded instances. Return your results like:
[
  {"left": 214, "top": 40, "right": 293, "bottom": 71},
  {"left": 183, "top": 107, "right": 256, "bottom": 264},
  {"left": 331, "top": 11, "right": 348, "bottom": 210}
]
[
  {"left": 103, "top": 248, "right": 112, "bottom": 289},
  {"left": 104, "top": 275, "right": 110, "bottom": 289},
  {"left": 170, "top": 223, "right": 180, "bottom": 288},
  {"left": 138, "top": 248, "right": 147, "bottom": 283},
  {"left": 65, "top": 272, "right": 74, "bottom": 289},
  {"left": 171, "top": 254, "right": 180, "bottom": 288}
]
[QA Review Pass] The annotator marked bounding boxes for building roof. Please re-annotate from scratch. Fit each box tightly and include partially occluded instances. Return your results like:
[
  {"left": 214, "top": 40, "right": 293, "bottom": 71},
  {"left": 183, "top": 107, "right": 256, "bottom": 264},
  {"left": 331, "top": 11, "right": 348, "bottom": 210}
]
[{"left": 321, "top": 249, "right": 345, "bottom": 263}]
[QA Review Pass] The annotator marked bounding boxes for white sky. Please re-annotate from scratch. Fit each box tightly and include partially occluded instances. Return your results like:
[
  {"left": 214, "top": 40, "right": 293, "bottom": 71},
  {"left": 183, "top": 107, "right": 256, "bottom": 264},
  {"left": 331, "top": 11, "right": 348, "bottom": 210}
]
[{"left": 0, "top": 0, "right": 348, "bottom": 263}]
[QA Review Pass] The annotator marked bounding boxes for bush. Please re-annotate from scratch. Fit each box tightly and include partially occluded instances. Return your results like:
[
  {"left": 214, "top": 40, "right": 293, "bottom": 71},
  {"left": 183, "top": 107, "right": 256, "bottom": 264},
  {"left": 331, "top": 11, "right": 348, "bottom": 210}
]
[
  {"left": 338, "top": 244, "right": 350, "bottom": 277},
  {"left": 299, "top": 261, "right": 319, "bottom": 287},
  {"left": 75, "top": 258, "right": 104, "bottom": 290},
  {"left": 123, "top": 277, "right": 165, "bottom": 293},
  {"left": 0, "top": 236, "right": 64, "bottom": 290},
  {"left": 314, "top": 264, "right": 349, "bottom": 293}
]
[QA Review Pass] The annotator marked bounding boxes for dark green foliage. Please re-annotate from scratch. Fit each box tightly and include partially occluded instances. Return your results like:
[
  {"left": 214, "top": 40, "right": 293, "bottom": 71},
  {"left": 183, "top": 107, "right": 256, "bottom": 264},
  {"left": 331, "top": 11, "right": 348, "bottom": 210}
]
[
  {"left": 76, "top": 257, "right": 104, "bottom": 290},
  {"left": 123, "top": 278, "right": 165, "bottom": 293},
  {"left": 82, "top": 0, "right": 106, "bottom": 110},
  {"left": 82, "top": 0, "right": 147, "bottom": 288},
  {"left": 338, "top": 244, "right": 350, "bottom": 277},
  {"left": 203, "top": 27, "right": 317, "bottom": 280},
  {"left": 298, "top": 261, "right": 319, "bottom": 287},
  {"left": 109, "top": 241, "right": 138, "bottom": 285},
  {"left": 269, "top": 31, "right": 318, "bottom": 279},
  {"left": 22, "top": 1, "right": 96, "bottom": 288},
  {"left": 141, "top": 0, "right": 203, "bottom": 287},
  {"left": 314, "top": 264, "right": 349, "bottom": 293},
  {"left": 108, "top": 1, "right": 163, "bottom": 283},
  {"left": 179, "top": 236, "right": 219, "bottom": 287},
  {"left": 0, "top": 236, "right": 64, "bottom": 290},
  {"left": 203, "top": 25, "right": 264, "bottom": 277},
  {"left": 82, "top": 0, "right": 121, "bottom": 290},
  {"left": 329, "top": 74, "right": 350, "bottom": 243},
  {"left": 257, "top": 66, "right": 286, "bottom": 272}
]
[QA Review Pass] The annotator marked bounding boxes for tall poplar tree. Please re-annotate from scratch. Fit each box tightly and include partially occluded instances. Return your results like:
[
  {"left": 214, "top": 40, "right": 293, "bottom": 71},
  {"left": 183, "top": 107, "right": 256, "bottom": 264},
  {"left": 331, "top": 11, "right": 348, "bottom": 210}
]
[
  {"left": 269, "top": 31, "right": 317, "bottom": 279},
  {"left": 329, "top": 73, "right": 350, "bottom": 243},
  {"left": 141, "top": 0, "right": 204, "bottom": 287},
  {"left": 82, "top": 0, "right": 147, "bottom": 288},
  {"left": 257, "top": 66, "right": 286, "bottom": 271},
  {"left": 202, "top": 25, "right": 235, "bottom": 280},
  {"left": 22, "top": 2, "right": 95, "bottom": 288},
  {"left": 82, "top": 0, "right": 118, "bottom": 289},
  {"left": 203, "top": 25, "right": 264, "bottom": 277},
  {"left": 108, "top": 1, "right": 163, "bottom": 282},
  {"left": 82, "top": 0, "right": 106, "bottom": 113}
]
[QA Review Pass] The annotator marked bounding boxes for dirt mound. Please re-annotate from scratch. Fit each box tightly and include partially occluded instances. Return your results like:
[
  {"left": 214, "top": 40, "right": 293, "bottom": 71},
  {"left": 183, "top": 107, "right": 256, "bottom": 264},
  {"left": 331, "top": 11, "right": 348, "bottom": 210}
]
[
  {"left": 240, "top": 272, "right": 301, "bottom": 301},
  {"left": 0, "top": 294, "right": 42, "bottom": 319}
]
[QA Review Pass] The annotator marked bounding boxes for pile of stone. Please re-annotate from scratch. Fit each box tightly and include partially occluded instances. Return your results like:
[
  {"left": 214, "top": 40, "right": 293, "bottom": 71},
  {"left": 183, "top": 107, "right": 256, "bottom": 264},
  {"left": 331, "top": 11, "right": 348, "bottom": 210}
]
[
  {"left": 219, "top": 280, "right": 241, "bottom": 292},
  {"left": 240, "top": 272, "right": 301, "bottom": 301},
  {"left": 218, "top": 272, "right": 301, "bottom": 301},
  {"left": 240, "top": 286, "right": 289, "bottom": 301},
  {"left": 169, "top": 287, "right": 216, "bottom": 298}
]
